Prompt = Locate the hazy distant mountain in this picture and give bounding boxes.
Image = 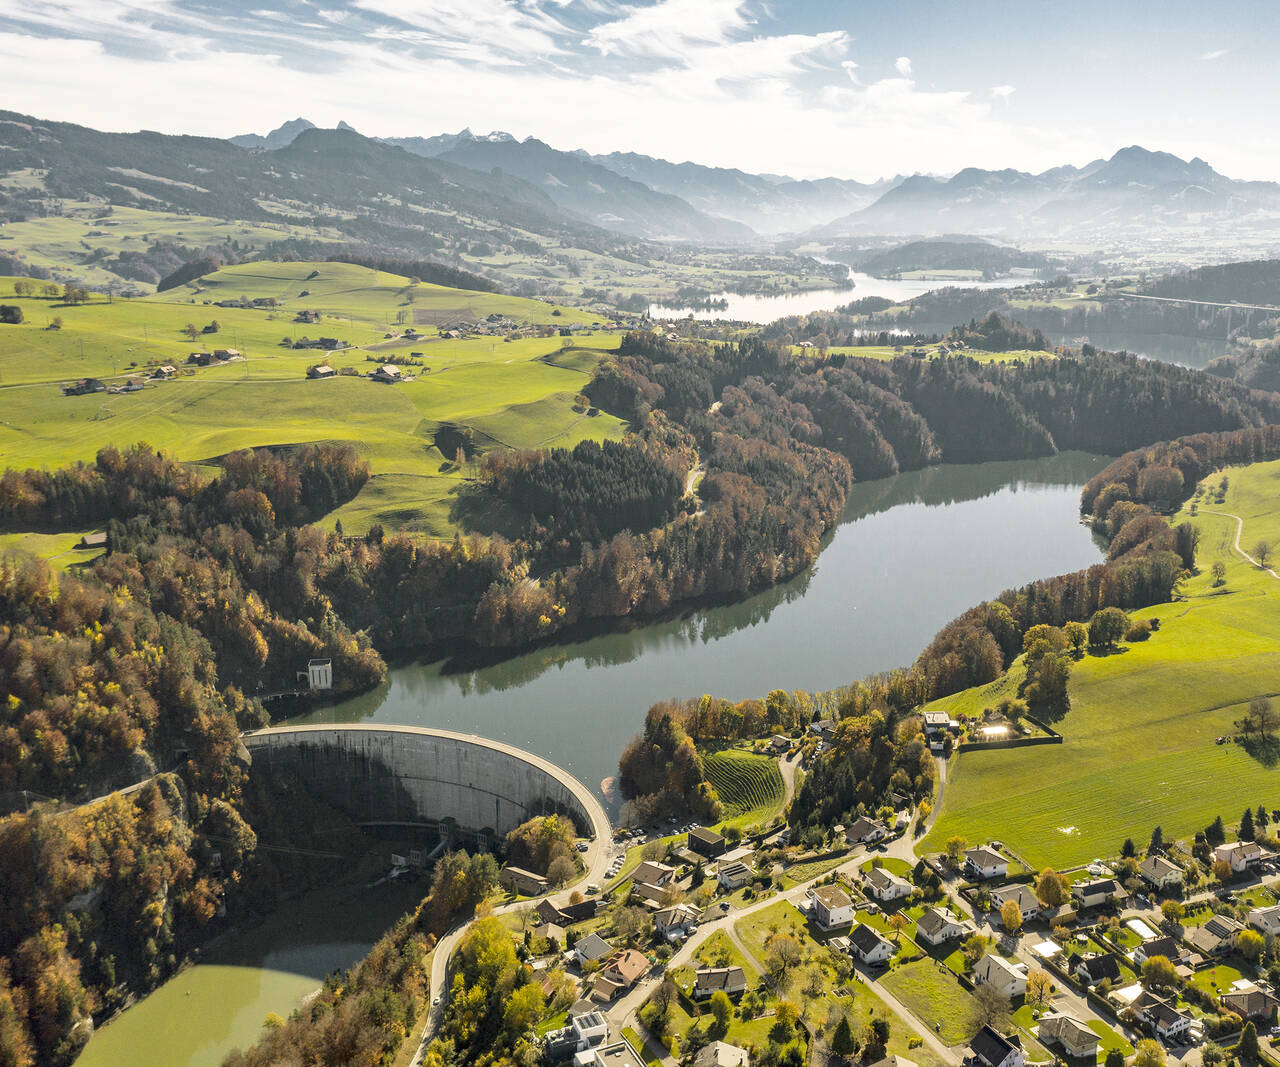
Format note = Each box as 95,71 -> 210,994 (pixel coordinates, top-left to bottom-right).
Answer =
854,238 -> 1051,278
813,146 -> 1280,240
586,150 -> 900,235
229,117 -> 316,150
402,131 -> 755,243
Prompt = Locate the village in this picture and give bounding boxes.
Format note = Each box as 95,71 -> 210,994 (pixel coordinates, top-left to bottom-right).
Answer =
461,741 -> 1280,1067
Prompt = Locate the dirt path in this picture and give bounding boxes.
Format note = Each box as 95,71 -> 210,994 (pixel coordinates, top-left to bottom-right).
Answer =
1202,509 -> 1280,580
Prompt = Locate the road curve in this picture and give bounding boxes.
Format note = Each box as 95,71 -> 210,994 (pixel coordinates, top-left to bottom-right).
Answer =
1201,509 -> 1280,580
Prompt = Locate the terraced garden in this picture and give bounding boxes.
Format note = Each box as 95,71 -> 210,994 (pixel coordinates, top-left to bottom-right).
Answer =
702,748 -> 786,830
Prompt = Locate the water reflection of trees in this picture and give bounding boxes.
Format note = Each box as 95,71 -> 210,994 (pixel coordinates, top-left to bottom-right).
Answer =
295,453 -> 1109,715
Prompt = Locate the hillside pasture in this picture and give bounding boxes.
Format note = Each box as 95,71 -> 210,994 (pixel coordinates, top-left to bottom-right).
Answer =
701,748 -> 785,830
924,459 -> 1280,868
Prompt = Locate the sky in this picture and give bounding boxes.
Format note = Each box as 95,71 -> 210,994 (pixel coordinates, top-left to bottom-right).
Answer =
0,0 -> 1276,181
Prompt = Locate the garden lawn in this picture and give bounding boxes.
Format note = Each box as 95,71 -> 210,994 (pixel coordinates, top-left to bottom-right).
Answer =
925,460 -> 1280,868
879,958 -> 981,1046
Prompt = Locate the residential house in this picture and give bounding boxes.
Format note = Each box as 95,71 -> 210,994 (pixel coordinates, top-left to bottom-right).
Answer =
533,921 -> 565,946
867,1058 -> 919,1067
571,1011 -> 610,1050
654,903 -> 699,941
991,884 -> 1040,926
152,365 -> 177,379
974,954 -> 1029,998
1131,990 -> 1193,1041
769,734 -> 791,753
865,867 -> 913,903
186,351 -> 217,366
811,885 -> 856,930
593,949 -> 647,1002
1037,1013 -> 1099,1060
307,363 -> 336,379
371,364 -> 404,383
1248,904 -> 1280,937
213,348 -> 241,359
500,865 -> 548,896
632,861 -> 676,887
809,718 -> 837,740
1220,983 -> 1280,1024
693,966 -> 747,1000
572,933 -> 614,968
694,1042 -> 750,1067
1071,878 -> 1126,910
536,898 -> 598,927
1186,914 -> 1244,957
576,1039 -> 648,1067
1133,936 -> 1188,966
1214,840 -> 1266,873
688,828 -> 726,858
969,1026 -> 1025,1067
916,907 -> 965,946
717,861 -> 753,891
848,923 -> 894,966
964,847 -> 1009,880
845,816 -> 889,845
1138,855 -> 1184,891
1075,954 -> 1122,986
923,710 -> 951,737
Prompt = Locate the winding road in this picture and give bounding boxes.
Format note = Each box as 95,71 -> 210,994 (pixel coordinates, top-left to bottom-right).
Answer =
1201,509 -> 1280,580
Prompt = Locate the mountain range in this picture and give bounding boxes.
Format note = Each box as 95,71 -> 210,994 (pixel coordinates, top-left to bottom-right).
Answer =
230,119 -> 1280,247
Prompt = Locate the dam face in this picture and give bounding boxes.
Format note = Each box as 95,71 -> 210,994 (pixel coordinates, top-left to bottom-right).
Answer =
243,725 -> 607,842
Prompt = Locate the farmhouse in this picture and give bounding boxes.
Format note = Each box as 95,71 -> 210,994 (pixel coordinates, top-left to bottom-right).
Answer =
717,861 -> 753,890
1185,913 -> 1244,956
1247,904 -> 1280,936
307,363 -> 336,379
632,861 -> 675,887
687,827 -> 726,858
62,378 -> 107,396
1037,1013 -> 1099,1060
693,966 -> 747,999
77,532 -> 108,550
1220,983 -> 1280,1023
916,907 -> 966,946
501,865 -> 549,896
769,734 -> 791,753
187,351 -> 217,366
371,363 -> 404,383
969,1025 -> 1025,1067
865,867 -> 912,903
1131,990 -> 1193,1040
593,949 -> 647,1002
152,364 -> 177,379
974,953 -> 1028,997
848,923 -> 894,965
1138,854 -> 1184,890
810,885 -> 856,930
1214,840 -> 1266,873
991,884 -> 1040,925
845,816 -> 889,845
1071,878 -> 1126,910
1075,954 -> 1121,986
965,846 -> 1009,880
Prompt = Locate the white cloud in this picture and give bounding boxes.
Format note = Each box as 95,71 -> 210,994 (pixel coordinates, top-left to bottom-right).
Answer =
582,0 -> 748,59
1201,48 -> 1229,61
991,84 -> 1015,101
894,55 -> 911,76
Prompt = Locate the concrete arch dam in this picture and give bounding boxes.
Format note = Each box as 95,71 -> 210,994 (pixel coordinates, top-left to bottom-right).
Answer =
242,724 -> 609,844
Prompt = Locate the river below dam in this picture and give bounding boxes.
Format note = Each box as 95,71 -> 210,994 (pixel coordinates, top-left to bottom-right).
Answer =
76,450 -> 1110,1066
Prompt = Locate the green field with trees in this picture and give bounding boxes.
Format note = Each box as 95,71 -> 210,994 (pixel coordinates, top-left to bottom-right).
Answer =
924,457 -> 1280,868
701,748 -> 786,829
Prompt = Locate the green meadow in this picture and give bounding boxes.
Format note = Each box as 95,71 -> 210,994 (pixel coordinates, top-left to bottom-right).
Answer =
0,262 -> 626,539
923,459 -> 1280,869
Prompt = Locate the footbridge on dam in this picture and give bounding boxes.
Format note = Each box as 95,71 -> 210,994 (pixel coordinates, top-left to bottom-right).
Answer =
242,724 -> 610,847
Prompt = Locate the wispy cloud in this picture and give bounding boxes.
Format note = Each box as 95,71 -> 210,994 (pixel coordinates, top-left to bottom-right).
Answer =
1201,48 -> 1229,61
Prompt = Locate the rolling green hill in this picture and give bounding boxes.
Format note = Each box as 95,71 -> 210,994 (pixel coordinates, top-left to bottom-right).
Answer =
923,459 -> 1280,868
0,263 -> 626,540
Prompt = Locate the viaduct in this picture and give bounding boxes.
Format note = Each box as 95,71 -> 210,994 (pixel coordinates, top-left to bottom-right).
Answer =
242,724 -> 610,847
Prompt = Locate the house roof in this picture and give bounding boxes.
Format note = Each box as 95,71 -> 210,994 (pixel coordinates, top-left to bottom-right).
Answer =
849,923 -> 890,954
575,933 -> 614,962
654,904 -> 697,928
633,861 -> 675,884
978,954 -> 1026,984
1038,1013 -> 1096,1048
693,966 -> 746,992
812,885 -> 853,910
971,1024 -> 1021,1067
689,827 -> 724,846
1138,854 -> 1182,879
1204,914 -> 1245,938
917,907 -> 960,937
1133,991 -> 1190,1028
1077,954 -> 1121,982
1073,878 -> 1123,896
848,815 -> 886,836
718,860 -> 752,879
867,1057 -> 919,1067
1221,985 -> 1280,1018
694,1041 -> 750,1067
991,884 -> 1038,910
604,949 -> 647,984
866,867 -> 910,892
966,846 -> 1006,867
1139,935 -> 1183,960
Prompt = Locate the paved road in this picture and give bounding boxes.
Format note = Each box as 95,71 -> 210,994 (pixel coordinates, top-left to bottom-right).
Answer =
1202,509 -> 1280,581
